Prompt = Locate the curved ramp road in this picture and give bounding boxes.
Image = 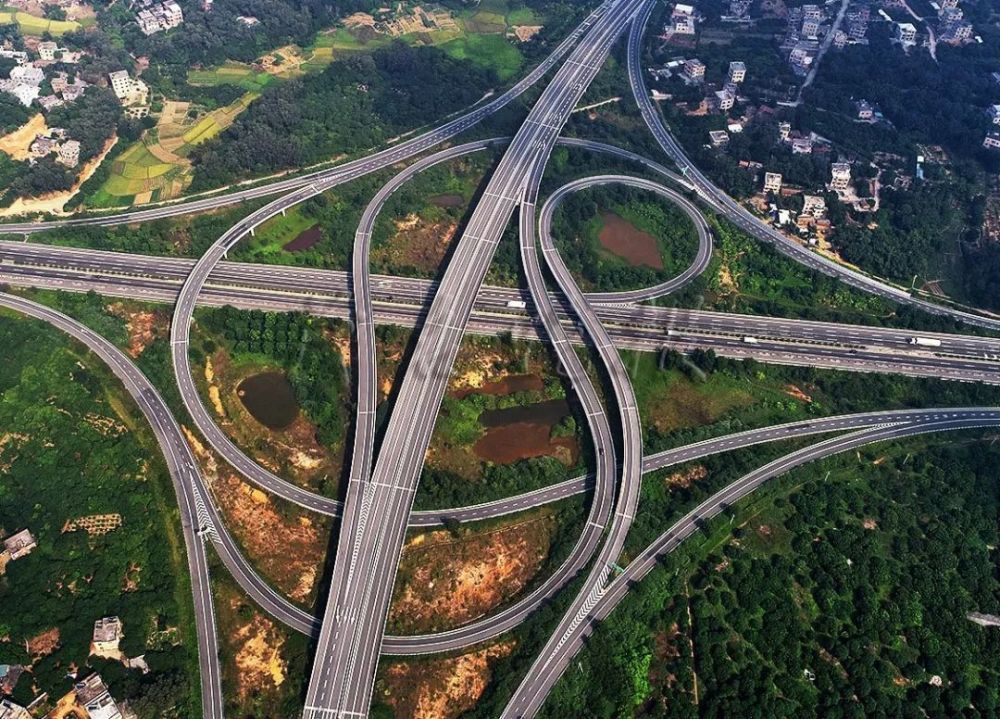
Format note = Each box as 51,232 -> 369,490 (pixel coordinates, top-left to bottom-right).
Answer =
625,2 -> 1000,333
506,415 -> 1000,716
537,174 -> 712,303
0,293 -> 225,719
167,2 -> 621,524
303,1 -> 648,715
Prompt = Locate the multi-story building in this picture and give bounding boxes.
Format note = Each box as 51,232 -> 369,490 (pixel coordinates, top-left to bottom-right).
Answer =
728,60 -> 746,83
778,121 -> 792,141
763,172 -> 782,193
983,132 -> 1000,150
708,130 -> 730,147
670,3 -> 697,35
9,65 -> 43,86
136,0 -> 184,35
682,57 -> 705,82
91,616 -> 123,656
801,18 -> 820,38
829,162 -> 852,193
0,698 -> 30,719
108,70 -> 148,105
988,105 -> 1000,125
856,99 -> 874,121
75,674 -> 123,719
714,89 -> 735,112
896,22 -> 917,46
802,194 -> 827,218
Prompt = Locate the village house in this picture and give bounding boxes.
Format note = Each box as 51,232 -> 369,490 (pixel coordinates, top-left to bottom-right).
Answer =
108,70 -> 148,106
764,172 -> 783,193
708,130 -> 730,147
728,61 -> 746,84
9,65 -> 44,86
983,132 -> 1000,150
0,48 -> 28,65
74,673 -> 123,719
91,617 -> 124,658
0,698 -> 29,719
829,162 -> 852,193
802,194 -> 827,218
714,88 -> 735,112
681,57 -> 705,83
57,140 -> 80,168
136,0 -> 184,35
896,22 -> 917,46
669,3 -> 697,35
2,529 -> 36,561
987,104 -> 1000,125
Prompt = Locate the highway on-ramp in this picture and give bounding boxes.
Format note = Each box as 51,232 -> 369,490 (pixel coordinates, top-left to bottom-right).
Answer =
537,174 -> 712,303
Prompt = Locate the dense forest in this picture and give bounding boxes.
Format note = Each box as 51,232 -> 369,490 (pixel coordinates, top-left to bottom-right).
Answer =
0,314 -> 196,716
543,437 -> 1000,718
188,42 -> 496,189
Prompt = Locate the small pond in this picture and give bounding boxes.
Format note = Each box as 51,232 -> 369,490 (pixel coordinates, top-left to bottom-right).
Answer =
237,371 -> 300,430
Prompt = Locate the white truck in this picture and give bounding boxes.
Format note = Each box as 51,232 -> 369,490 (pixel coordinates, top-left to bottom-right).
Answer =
908,336 -> 942,348
505,300 -> 527,310
742,336 -> 759,344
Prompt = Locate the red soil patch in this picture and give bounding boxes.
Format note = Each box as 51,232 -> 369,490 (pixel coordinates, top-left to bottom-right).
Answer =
598,212 -> 663,269
283,225 -> 322,252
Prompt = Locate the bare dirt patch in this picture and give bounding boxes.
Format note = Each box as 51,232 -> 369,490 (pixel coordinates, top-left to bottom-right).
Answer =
666,464 -> 708,489
598,212 -> 663,269
183,428 -> 328,604
382,642 -> 514,719
0,113 -> 48,160
106,303 -> 169,358
783,384 -> 813,403
389,514 -> 556,633
232,610 -> 288,699
373,215 -> 458,275
27,627 -> 60,659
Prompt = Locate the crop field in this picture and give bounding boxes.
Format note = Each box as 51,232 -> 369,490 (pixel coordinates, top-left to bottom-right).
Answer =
187,62 -> 277,92
91,93 -> 258,206
0,8 -> 80,35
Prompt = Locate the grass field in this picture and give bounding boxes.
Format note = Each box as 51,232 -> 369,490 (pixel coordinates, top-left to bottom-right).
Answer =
0,8 -> 80,35
187,62 -> 277,92
441,33 -> 523,81
239,206 -> 316,258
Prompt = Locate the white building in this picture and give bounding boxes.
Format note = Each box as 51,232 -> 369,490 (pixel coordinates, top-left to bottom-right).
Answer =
708,130 -> 730,147
764,172 -> 782,193
136,0 -> 184,35
896,22 -> 917,46
987,104 -> 1000,125
714,89 -> 735,112
983,132 -> 1000,150
830,162 -> 852,193
9,65 -> 44,86
108,70 -> 147,105
802,194 -> 827,218
670,3 -> 697,35
74,674 -> 123,719
728,61 -> 746,84
778,121 -> 791,140
0,48 -> 28,65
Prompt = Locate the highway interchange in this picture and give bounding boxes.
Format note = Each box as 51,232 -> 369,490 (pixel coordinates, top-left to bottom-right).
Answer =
3,0 -> 1000,716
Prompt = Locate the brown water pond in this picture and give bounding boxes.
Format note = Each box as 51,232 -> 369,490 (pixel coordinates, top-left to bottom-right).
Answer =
237,371 -> 300,430
598,212 -> 663,269
283,225 -> 322,252
474,398 -> 577,464
453,373 -> 544,399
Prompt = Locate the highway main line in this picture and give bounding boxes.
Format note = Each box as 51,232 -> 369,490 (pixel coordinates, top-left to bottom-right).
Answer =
8,284 -> 997,679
